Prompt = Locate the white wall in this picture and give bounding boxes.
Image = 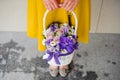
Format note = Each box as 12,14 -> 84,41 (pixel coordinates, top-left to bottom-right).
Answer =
0,0 -> 27,32
0,0 -> 120,33
96,0 -> 120,33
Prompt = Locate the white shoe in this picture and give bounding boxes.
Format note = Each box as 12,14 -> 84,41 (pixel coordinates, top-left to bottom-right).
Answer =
59,66 -> 69,77
49,66 -> 59,77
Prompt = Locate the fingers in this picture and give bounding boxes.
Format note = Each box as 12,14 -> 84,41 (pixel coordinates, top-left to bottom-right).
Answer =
62,0 -> 73,12
43,0 -> 79,11
64,1 -> 72,10
47,2 -> 52,10
45,2 -> 51,10
67,2 -> 74,12
50,3 -> 55,10
62,0 -> 79,12
43,0 -> 59,11
70,2 -> 77,12
52,0 -> 59,8
61,0 -> 68,8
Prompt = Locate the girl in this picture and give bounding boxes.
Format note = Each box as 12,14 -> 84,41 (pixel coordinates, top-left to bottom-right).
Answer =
27,0 -> 90,77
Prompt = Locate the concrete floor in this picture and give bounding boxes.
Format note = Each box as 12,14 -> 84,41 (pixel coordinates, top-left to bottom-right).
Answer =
0,32 -> 120,80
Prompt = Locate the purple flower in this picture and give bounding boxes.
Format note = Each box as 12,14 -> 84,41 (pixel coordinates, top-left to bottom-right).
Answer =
50,25 -> 55,31
59,36 -> 75,53
45,39 -> 52,46
63,26 -> 68,34
66,45 -> 74,53
72,35 -> 77,39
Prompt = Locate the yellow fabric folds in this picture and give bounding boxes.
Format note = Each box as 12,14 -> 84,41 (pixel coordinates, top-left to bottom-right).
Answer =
26,0 -> 91,51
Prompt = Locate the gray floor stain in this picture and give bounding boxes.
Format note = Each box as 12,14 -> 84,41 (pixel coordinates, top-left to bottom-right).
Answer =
103,72 -> 110,77
80,65 -> 84,69
83,51 -> 88,57
106,60 -> 117,65
83,71 -> 98,80
19,58 -> 35,73
112,62 -> 117,65
107,60 -> 111,63
105,44 -> 108,47
0,39 -> 48,73
76,53 -> 81,57
0,39 -> 23,71
74,64 -> 84,69
0,46 -> 7,71
32,57 -> 49,68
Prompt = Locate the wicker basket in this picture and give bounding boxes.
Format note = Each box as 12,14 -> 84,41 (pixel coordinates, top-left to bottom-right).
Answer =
42,5 -> 78,65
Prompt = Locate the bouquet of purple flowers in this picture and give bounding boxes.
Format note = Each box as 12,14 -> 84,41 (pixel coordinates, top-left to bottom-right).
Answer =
42,22 -> 79,64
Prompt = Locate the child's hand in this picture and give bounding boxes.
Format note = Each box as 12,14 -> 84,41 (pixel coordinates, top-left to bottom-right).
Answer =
61,0 -> 80,12
43,0 -> 59,11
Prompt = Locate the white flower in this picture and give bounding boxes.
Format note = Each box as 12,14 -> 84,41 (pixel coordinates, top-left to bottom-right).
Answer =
54,23 -> 59,28
42,39 -> 46,45
71,26 -> 74,29
60,24 -> 63,27
50,41 -> 57,46
71,29 -> 75,34
42,53 -> 49,59
46,32 -> 54,39
55,29 -> 64,37
68,28 -> 75,35
47,46 -> 54,51
43,31 -> 47,37
53,36 -> 60,43
45,28 -> 51,34
53,48 -> 57,52
61,49 -> 68,54
68,36 -> 73,40
55,45 -> 60,51
53,45 -> 60,53
63,23 -> 68,26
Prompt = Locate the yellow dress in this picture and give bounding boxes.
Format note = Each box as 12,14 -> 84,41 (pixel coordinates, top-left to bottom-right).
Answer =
26,0 -> 91,52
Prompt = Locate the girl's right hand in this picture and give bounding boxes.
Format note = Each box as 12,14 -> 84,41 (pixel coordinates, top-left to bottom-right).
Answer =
43,0 -> 59,11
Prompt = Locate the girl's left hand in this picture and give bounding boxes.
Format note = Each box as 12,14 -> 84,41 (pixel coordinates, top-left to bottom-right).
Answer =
61,0 -> 80,12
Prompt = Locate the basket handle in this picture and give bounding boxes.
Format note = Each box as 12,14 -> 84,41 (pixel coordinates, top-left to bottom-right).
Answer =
43,4 -> 78,35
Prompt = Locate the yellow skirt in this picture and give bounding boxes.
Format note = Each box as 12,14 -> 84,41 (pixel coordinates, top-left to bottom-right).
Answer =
26,0 -> 91,52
